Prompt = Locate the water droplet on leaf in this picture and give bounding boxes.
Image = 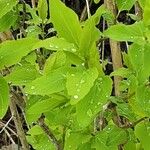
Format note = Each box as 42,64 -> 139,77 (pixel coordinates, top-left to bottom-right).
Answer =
73,95 -> 79,99
87,109 -> 92,117
31,86 -> 35,90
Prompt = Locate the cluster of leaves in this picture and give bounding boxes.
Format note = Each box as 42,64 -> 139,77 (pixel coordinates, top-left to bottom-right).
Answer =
0,0 -> 150,149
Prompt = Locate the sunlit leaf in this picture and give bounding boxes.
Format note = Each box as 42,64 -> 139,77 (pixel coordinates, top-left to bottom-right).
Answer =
0,0 -> 18,19
49,0 -> 82,46
0,38 -> 39,69
24,67 -> 67,95
0,77 -> 9,119
135,121 -> 150,150
116,0 -> 136,11
66,67 -> 98,105
76,76 -> 112,127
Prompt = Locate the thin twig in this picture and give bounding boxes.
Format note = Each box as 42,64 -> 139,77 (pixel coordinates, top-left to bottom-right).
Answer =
37,115 -> 62,150
135,1 -> 143,20
85,0 -> 91,18
31,0 -> 36,8
0,116 -> 13,134
4,128 -> 15,144
102,19 -> 105,69
10,94 -> 29,150
120,117 -> 148,129
80,0 -> 92,21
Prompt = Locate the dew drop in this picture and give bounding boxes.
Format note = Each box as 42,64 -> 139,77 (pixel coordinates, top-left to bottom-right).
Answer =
87,109 -> 92,117
98,102 -> 101,105
71,48 -> 76,52
76,83 -> 79,86
73,95 -> 79,99
130,36 -> 134,39
81,63 -> 85,66
80,79 -> 85,84
31,86 -> 35,90
99,77 -> 102,81
106,95 -> 109,98
63,48 -> 67,51
77,89 -> 80,92
108,127 -> 111,130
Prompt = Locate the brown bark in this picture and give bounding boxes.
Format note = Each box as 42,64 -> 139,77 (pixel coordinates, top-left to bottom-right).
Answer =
104,0 -> 123,96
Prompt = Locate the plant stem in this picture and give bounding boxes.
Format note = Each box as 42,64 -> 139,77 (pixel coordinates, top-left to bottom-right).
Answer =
38,115 -> 62,150
85,0 -> 91,18
104,0 -> 123,96
10,94 -> 29,150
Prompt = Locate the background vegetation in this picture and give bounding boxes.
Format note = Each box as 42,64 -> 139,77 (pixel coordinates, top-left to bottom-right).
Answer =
0,0 -> 150,149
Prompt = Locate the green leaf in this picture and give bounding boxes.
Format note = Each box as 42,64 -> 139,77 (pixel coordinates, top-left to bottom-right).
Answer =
26,96 -> 67,114
135,121 -> 150,150
106,125 -> 127,146
79,17 -> 100,56
136,85 -> 150,116
49,0 -> 82,46
0,76 -> 9,119
45,105 -> 73,126
94,0 -> 101,4
33,37 -> 77,53
78,142 -> 92,150
25,95 -> 45,124
0,0 -> 18,19
92,125 -> 127,150
64,130 -> 91,150
116,102 -> 136,121
143,43 -> 150,80
128,43 -> 144,71
76,76 -> 112,128
92,5 -> 107,25
128,43 -> 150,83
0,38 -> 39,70
66,67 -> 98,105
143,0 -> 150,26
116,0 -> 136,11
26,26 -> 41,38
0,11 -> 17,32
110,68 -> 132,78
24,67 -> 66,96
25,4 -> 42,25
5,61 -> 40,85
104,22 -> 145,44
44,51 -> 66,75
37,0 -> 48,21
27,134 -> 55,150
138,0 -> 146,9
27,125 -> 43,135
92,130 -> 116,150
88,44 -> 103,74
